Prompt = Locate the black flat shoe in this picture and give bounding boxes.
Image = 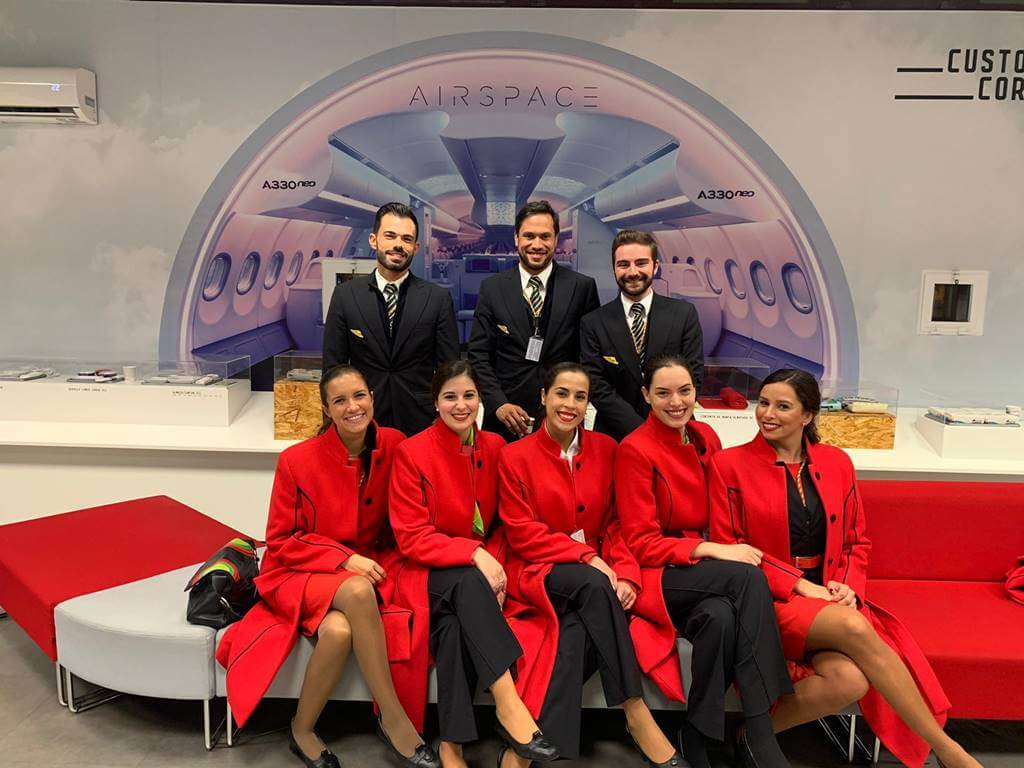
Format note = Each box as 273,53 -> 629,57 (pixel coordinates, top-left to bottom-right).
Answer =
288,723 -> 342,768
376,717 -> 440,768
626,724 -> 691,767
495,721 -> 559,762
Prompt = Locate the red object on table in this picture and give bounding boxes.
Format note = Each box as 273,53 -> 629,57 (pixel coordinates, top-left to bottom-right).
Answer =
0,496 -> 241,660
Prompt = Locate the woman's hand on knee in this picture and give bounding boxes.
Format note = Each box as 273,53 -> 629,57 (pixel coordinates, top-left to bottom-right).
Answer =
342,554 -> 386,584
795,578 -> 833,602
587,555 -> 618,590
616,580 -> 637,610
826,580 -> 858,607
472,547 -> 507,603
693,541 -> 763,565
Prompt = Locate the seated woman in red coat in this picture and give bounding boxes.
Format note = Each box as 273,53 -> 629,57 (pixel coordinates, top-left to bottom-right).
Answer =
499,362 -> 684,768
708,369 -> 981,768
217,364 -> 439,768
616,354 -> 793,768
388,360 -> 558,768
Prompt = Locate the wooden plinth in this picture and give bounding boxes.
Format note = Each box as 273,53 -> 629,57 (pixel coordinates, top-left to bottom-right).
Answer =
818,411 -> 896,450
273,380 -> 322,440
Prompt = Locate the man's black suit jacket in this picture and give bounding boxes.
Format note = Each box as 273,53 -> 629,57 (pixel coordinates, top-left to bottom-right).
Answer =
468,263 -> 599,440
322,272 -> 459,436
580,293 -> 704,441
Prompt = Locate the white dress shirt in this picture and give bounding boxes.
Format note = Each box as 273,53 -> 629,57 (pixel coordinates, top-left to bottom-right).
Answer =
374,268 -> 410,294
620,290 -> 654,328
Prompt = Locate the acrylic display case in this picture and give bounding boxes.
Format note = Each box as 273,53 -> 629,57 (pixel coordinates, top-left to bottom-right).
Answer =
817,381 -> 898,450
693,358 -> 767,445
0,356 -> 251,426
697,357 -> 770,410
273,351 -> 323,440
915,389 -> 1023,459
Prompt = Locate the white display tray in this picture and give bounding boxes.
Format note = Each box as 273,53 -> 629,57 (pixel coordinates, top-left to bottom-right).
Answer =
915,412 -> 1024,460
0,377 -> 251,426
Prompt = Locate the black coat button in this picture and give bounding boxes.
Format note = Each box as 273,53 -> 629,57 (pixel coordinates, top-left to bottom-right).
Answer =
577,504 -> 585,513
815,472 -> 821,480
827,557 -> 834,565
830,514 -> 837,523
477,460 -> 483,468
364,498 -> 373,506
575,462 -> 582,471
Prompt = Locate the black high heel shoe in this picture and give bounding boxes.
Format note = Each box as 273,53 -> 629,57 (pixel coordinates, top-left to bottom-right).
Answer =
733,726 -> 758,768
495,721 -> 559,762
375,716 -> 441,768
288,721 -> 342,768
497,744 -> 509,768
626,724 -> 690,767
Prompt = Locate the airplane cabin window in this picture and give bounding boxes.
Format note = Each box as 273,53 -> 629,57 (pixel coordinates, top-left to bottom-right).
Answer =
750,260 -> 776,306
237,252 -> 261,295
725,258 -> 747,300
286,252 -> 304,285
781,263 -> 814,314
264,251 -> 285,290
202,253 -> 231,301
703,258 -> 723,295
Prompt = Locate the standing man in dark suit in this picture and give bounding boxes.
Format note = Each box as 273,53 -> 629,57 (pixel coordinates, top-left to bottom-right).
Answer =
580,229 -> 704,441
323,202 -> 459,436
468,200 -> 599,441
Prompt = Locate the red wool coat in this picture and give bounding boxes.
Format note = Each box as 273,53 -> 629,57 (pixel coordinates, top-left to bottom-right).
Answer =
708,434 -> 950,768
216,425 -> 409,728
382,420 -> 507,729
615,414 -> 722,704
498,425 -> 641,717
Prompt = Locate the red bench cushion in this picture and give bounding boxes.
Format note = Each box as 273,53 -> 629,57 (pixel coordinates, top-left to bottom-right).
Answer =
0,496 -> 241,660
868,579 -> 1024,719
861,480 -> 1024,582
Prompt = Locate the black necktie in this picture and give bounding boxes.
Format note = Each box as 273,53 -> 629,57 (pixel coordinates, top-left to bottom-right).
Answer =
383,282 -> 398,334
629,302 -> 647,362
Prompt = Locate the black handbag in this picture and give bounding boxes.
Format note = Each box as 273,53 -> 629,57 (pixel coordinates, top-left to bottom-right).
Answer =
185,537 -> 261,629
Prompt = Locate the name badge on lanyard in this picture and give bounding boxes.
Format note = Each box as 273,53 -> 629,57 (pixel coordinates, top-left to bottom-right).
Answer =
569,528 -> 587,544
525,335 -> 544,362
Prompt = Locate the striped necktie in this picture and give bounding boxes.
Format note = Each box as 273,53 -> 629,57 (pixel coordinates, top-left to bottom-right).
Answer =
383,282 -> 398,334
629,302 -> 647,361
525,275 -> 543,318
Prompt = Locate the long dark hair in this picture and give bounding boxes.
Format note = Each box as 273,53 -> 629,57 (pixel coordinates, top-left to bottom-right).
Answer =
431,359 -> 481,403
317,364 -> 371,436
642,352 -> 695,391
759,368 -> 821,444
538,362 -> 589,423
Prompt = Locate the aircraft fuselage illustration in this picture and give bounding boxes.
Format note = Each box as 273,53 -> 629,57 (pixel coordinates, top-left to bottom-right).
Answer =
161,35 -> 856,387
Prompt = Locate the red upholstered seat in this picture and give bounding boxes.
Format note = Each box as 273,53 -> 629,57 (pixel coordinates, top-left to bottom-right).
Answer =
859,480 -> 1024,720
861,480 -> 1024,581
0,496 -> 241,660
868,580 -> 1024,719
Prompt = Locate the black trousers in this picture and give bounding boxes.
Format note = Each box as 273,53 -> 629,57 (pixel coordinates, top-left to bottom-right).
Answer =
662,560 -> 793,741
428,566 -> 522,743
538,564 -> 645,758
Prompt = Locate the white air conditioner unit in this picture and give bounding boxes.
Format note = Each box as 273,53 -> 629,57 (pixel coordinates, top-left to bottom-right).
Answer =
0,67 -> 97,124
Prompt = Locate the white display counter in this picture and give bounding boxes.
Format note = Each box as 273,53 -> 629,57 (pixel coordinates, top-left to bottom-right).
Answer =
1,397 -> 1021,536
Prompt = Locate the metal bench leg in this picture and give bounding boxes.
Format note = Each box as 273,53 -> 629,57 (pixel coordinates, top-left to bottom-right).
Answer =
847,714 -> 857,763
64,667 -> 122,713
818,714 -> 873,763
226,700 -> 234,747
0,606 -> 7,619
56,663 -> 68,707
873,737 -> 881,765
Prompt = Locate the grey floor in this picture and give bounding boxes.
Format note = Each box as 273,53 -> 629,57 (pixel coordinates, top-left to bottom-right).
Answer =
1,617 -> 1021,768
